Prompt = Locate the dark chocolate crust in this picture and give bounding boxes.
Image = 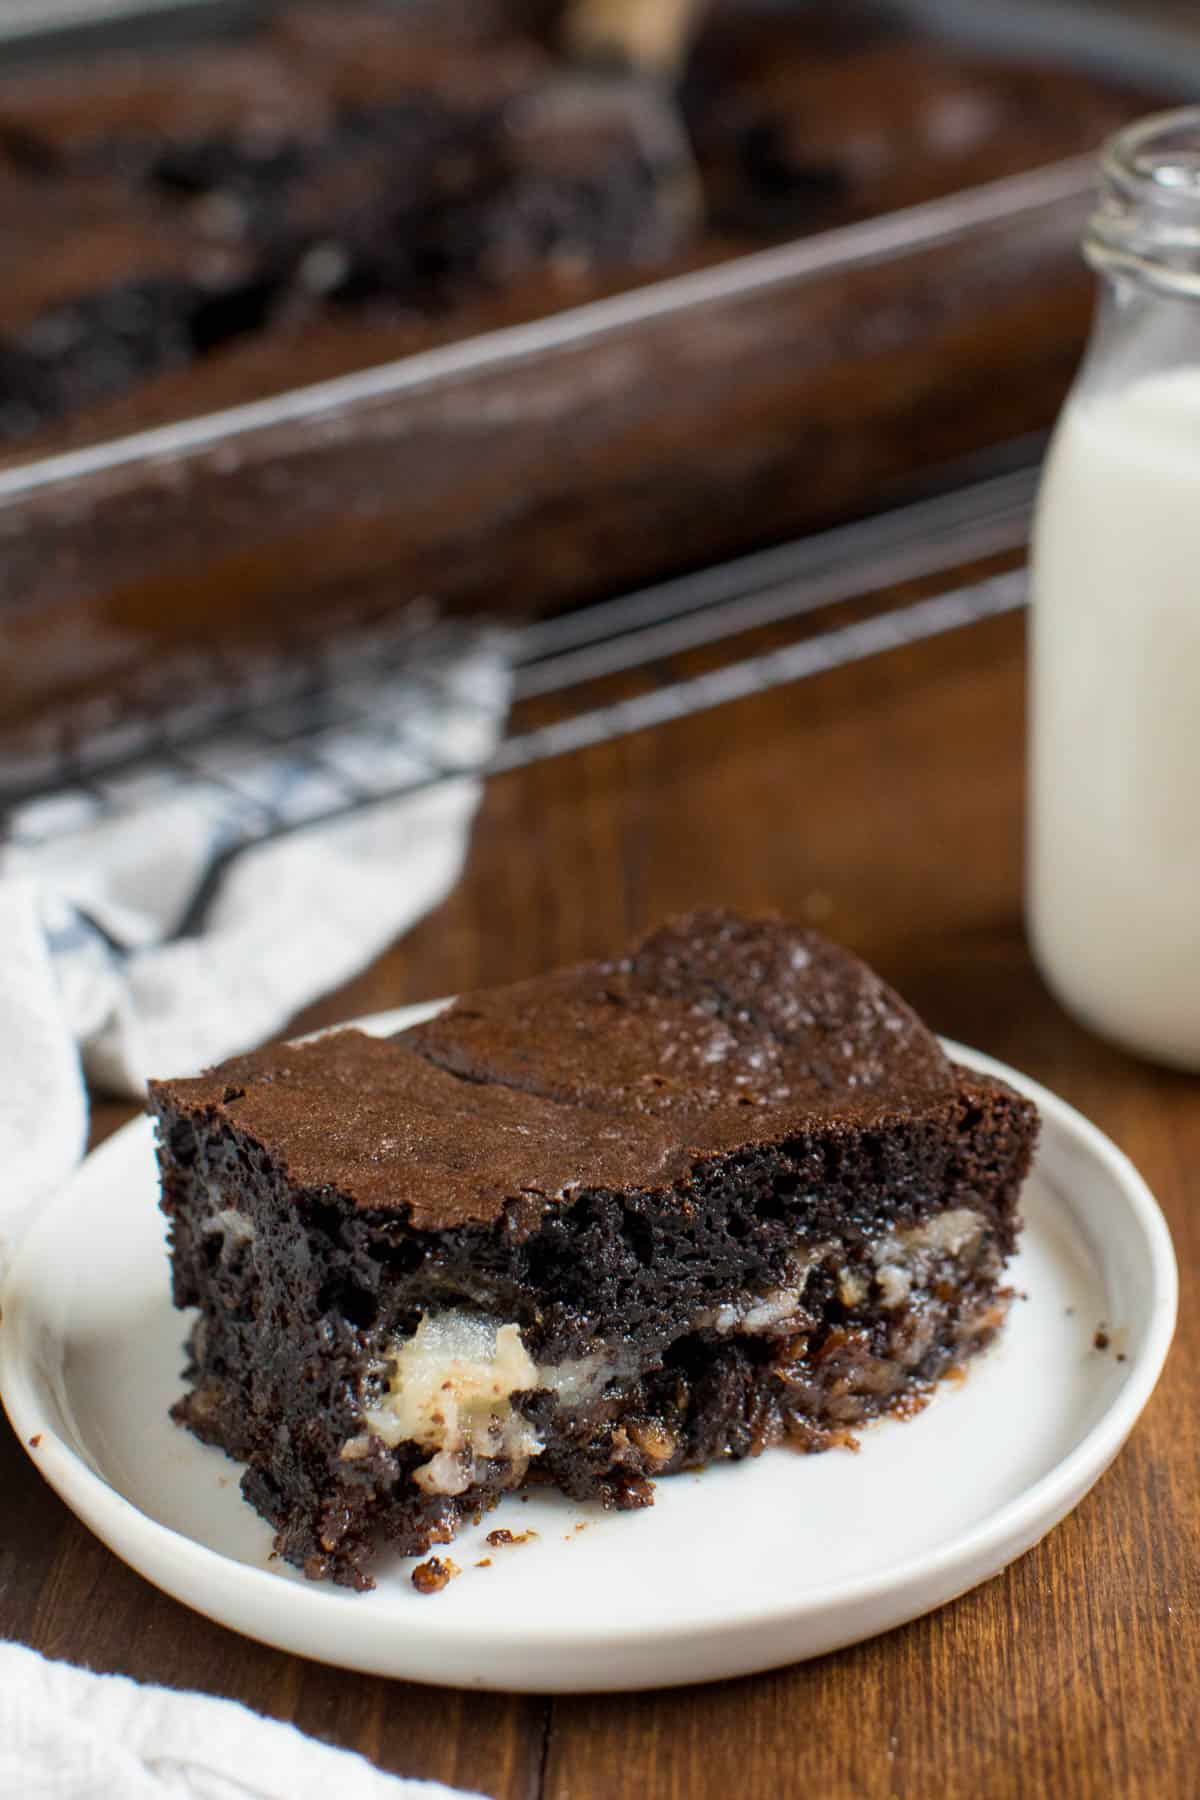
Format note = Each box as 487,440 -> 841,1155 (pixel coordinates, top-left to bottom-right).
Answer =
152,912 -> 1039,1587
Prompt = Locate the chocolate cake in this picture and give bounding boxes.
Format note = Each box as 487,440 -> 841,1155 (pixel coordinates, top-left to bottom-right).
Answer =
0,1 -> 1150,451
0,24 -> 671,443
151,911 -> 1038,1589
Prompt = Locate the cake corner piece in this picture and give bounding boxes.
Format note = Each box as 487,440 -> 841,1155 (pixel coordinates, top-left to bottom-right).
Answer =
150,910 -> 1038,1589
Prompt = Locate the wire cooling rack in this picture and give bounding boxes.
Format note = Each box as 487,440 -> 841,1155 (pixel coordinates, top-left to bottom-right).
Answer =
2,463 -> 1035,938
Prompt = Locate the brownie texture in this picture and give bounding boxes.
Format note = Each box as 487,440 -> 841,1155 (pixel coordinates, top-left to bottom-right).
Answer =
0,0 -> 1149,451
152,911 -> 1038,1587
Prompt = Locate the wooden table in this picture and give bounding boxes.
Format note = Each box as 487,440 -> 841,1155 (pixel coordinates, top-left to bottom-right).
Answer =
3,567 -> 1195,1799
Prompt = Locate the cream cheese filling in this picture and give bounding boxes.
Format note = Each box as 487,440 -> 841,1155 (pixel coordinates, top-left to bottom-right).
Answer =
357,1313 -> 540,1496
347,1207 -> 988,1495
870,1206 -> 986,1309
350,1312 -> 630,1496
696,1245 -> 827,1337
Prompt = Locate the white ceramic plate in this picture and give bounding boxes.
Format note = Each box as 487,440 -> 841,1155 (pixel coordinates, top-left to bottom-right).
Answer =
0,1012 -> 1177,1693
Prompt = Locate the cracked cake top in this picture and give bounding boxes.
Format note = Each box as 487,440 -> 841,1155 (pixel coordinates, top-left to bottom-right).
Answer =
150,909 -> 960,1229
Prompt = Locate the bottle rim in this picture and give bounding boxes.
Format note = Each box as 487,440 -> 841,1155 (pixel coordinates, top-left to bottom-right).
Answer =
1089,106 -> 1200,297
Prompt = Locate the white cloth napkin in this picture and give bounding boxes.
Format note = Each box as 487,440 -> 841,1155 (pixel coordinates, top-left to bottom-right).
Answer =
0,1642 -> 486,1799
0,628 -> 510,1799
0,626 -> 511,1266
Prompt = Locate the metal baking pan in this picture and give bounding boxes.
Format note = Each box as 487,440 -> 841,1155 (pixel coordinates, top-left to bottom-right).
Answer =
1,0 -> 1198,791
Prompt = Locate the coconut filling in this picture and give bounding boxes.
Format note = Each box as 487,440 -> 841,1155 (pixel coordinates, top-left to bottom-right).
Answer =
344,1207 -> 988,1498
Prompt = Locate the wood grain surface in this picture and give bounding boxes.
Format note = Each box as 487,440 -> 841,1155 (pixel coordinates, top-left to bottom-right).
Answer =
3,589 -> 1196,1799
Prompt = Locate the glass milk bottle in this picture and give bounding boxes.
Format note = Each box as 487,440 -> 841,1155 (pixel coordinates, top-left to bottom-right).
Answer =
1029,109 -> 1200,1069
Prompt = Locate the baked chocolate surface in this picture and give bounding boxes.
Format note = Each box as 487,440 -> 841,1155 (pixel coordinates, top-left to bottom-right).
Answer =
159,913 -> 958,1229
0,1 -> 1150,452
152,911 -> 1039,1586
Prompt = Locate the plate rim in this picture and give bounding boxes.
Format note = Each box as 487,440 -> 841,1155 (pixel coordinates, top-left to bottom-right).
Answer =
0,1023 -> 1179,1675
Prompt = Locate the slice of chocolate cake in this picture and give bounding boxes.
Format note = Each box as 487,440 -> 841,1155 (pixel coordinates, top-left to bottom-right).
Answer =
151,911 -> 1038,1588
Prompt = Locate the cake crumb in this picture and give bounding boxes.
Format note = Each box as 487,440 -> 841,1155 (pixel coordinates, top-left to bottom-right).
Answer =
412,1556 -> 460,1594
27,1434 -> 41,1449
476,1558 -> 492,1568
887,1383 -> 933,1420
1117,1353 -> 1127,1363
486,1528 -> 538,1547
1094,1328 -> 1110,1351
627,1418 -> 678,1463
